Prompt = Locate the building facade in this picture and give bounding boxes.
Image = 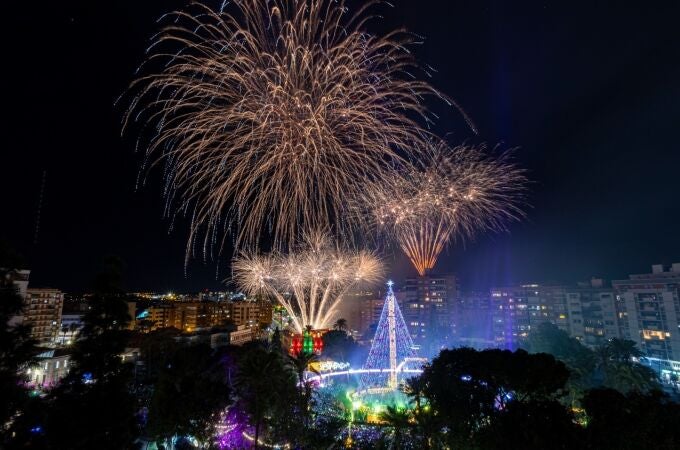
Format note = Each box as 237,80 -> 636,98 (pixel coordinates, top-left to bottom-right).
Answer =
147,304 -> 175,330
24,288 -> 64,345
27,349 -> 71,388
138,298 -> 270,333
228,301 -> 260,328
228,324 -> 255,346
565,279 -> 620,347
256,298 -> 274,327
491,284 -> 568,348
613,264 -> 680,360
171,302 -> 209,332
453,291 -> 494,345
56,313 -> 84,345
344,292 -> 385,340
402,274 -> 458,353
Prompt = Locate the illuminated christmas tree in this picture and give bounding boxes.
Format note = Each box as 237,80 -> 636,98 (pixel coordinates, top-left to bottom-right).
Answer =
362,281 -> 416,390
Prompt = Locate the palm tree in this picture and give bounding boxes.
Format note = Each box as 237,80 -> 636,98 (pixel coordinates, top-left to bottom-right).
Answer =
401,377 -> 439,449
595,339 -> 659,393
60,324 -> 69,344
287,351 -> 320,428
236,348 -> 290,449
402,376 -> 426,412
68,323 -> 79,343
609,360 -> 660,393
608,338 -> 642,362
333,318 -> 348,333
411,408 -> 441,450
593,343 -> 614,384
288,351 -> 319,389
380,405 -> 412,449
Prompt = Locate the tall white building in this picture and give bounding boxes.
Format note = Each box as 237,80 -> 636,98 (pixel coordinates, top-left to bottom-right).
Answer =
613,264 -> 680,360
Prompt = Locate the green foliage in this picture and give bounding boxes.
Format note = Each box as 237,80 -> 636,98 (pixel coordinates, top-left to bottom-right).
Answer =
528,323 -> 660,399
582,388 -> 680,450
528,323 -> 596,383
333,318 -> 348,332
476,399 -> 583,450
235,344 -> 297,447
0,279 -> 37,443
44,373 -> 137,450
306,389 -> 347,448
139,328 -> 181,382
419,347 -> 571,447
286,349 -> 320,442
380,405 -> 411,448
322,329 -> 359,363
593,338 -> 660,393
270,326 -> 283,353
41,257 -> 138,450
146,344 -> 230,443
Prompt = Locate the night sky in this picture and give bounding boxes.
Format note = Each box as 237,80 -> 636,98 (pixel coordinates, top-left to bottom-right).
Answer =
3,1 -> 679,293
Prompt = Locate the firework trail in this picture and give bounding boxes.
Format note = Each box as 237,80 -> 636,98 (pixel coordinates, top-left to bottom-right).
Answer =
124,0 -> 468,260
232,231 -> 382,333
365,142 -> 527,276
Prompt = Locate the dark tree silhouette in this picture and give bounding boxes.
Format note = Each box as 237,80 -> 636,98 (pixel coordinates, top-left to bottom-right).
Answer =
43,257 -> 137,450
418,347 -> 570,447
333,318 -> 348,332
380,405 -> 411,449
235,345 -> 295,449
583,388 -> 680,450
0,247 -> 37,446
287,350 -> 319,430
322,329 -> 359,363
529,323 -> 660,399
146,344 -> 230,446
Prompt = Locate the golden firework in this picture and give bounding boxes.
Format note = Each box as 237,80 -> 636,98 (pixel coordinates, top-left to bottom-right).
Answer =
232,231 -> 382,333
124,0 -> 466,259
366,142 -> 527,276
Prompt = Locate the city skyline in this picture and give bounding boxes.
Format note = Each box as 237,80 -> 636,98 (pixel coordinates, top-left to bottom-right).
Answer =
3,2 -> 679,448
3,0 -> 680,292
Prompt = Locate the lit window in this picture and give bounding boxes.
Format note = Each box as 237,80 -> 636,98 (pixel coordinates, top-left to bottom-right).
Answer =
642,330 -> 666,340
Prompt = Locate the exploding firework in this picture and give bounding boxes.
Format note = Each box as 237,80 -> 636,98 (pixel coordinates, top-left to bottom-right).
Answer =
124,0 -> 467,258
232,232 -> 382,333
366,143 -> 527,276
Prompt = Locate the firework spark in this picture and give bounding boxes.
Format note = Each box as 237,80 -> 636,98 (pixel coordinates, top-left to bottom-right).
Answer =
124,0 -> 466,259
232,232 -> 382,333
366,143 -> 527,276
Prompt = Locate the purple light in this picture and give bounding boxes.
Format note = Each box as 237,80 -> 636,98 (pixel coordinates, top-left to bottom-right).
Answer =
215,408 -> 252,449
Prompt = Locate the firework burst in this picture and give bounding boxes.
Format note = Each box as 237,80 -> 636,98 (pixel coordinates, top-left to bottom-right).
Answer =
232,231 -> 382,333
366,143 -> 527,276
124,0 -> 468,259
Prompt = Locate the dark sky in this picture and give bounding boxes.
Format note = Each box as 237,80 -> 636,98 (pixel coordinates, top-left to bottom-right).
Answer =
3,0 -> 679,292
